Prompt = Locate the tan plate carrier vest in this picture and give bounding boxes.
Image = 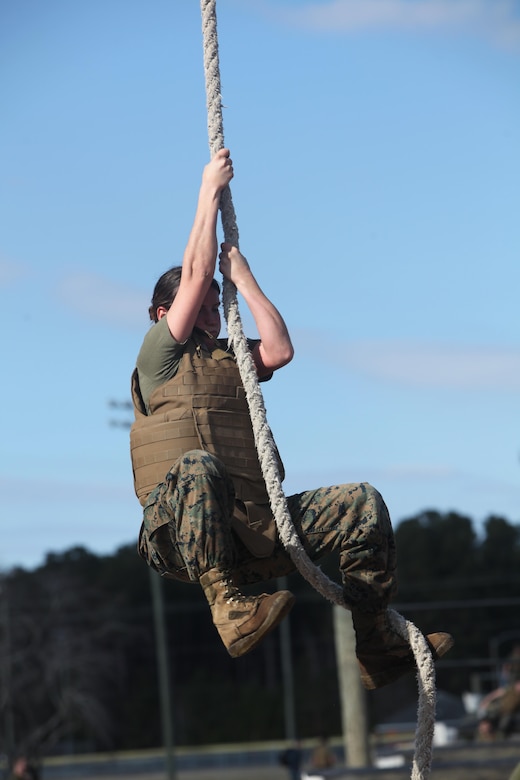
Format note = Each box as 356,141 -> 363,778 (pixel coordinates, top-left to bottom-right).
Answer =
130,338 -> 284,557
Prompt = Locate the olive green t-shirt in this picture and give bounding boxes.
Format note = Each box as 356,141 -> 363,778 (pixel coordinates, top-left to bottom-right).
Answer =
135,317 -> 187,410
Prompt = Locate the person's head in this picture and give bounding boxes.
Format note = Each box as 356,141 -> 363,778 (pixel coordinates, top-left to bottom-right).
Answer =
12,757 -> 38,780
13,757 -> 28,776
149,266 -> 221,336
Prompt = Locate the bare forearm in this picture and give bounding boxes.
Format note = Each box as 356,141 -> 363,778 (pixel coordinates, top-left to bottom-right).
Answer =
182,187 -> 221,281
218,243 -> 293,374
235,273 -> 294,373
165,150 -> 234,342
247,277 -> 294,370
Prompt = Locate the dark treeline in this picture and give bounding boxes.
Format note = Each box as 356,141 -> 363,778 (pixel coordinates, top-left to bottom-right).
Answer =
1,510 -> 519,760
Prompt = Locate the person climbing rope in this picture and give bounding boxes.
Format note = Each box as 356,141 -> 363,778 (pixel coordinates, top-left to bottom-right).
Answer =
129,148 -> 453,688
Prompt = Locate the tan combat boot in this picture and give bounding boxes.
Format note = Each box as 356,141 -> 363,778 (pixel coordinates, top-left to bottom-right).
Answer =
352,608 -> 454,690
200,569 -> 295,658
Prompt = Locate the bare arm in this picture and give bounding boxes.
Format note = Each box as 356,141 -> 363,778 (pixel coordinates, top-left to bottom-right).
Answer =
165,149 -> 233,342
218,243 -> 294,377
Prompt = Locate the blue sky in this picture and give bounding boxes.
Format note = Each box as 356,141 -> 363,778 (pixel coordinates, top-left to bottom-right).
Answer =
1,0 -> 519,572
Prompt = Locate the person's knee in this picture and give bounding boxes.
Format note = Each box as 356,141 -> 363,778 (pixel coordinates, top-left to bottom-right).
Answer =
362,483 -> 392,525
362,482 -> 384,505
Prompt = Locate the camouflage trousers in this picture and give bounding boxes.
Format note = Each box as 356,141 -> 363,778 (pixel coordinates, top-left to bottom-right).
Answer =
139,450 -> 397,611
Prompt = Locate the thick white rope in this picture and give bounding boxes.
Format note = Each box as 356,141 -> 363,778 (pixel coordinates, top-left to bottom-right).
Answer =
200,0 -> 343,609
199,3 -> 436,776
388,610 -> 437,780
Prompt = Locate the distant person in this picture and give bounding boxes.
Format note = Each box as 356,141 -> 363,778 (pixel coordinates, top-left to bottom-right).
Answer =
130,148 -> 453,689
279,740 -> 303,780
9,757 -> 40,780
477,645 -> 520,739
502,644 -> 520,685
478,681 -> 520,739
310,736 -> 336,770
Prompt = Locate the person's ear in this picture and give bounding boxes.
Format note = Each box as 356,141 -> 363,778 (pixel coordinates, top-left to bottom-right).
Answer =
156,306 -> 168,320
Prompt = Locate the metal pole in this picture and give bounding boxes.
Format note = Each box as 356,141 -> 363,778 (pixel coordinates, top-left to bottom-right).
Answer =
108,408 -> 176,778
333,605 -> 370,767
0,579 -> 15,765
149,569 -> 176,780
277,576 -> 297,740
